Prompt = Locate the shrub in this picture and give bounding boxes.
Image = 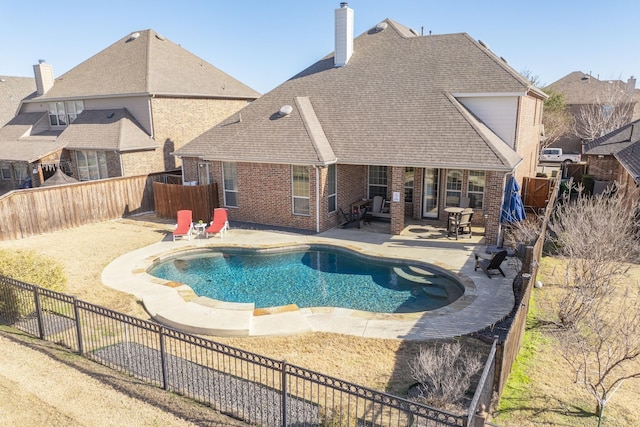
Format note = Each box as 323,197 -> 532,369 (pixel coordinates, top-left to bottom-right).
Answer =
0,249 -> 66,292
0,249 -> 67,322
408,342 -> 484,408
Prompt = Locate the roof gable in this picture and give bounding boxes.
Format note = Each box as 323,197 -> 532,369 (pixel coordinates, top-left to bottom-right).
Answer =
0,76 -> 36,126
33,30 -> 260,100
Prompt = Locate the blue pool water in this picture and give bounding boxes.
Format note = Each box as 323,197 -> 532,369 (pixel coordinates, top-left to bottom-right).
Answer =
148,247 -> 463,313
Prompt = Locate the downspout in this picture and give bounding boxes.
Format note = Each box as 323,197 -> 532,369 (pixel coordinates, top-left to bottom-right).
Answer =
314,165 -> 320,233
147,96 -> 155,139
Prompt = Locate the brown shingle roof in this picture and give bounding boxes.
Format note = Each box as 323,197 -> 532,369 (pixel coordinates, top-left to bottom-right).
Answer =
545,71 -> 635,105
0,76 -> 36,126
57,109 -> 157,151
0,112 -> 64,161
29,29 -> 260,100
176,19 -> 537,170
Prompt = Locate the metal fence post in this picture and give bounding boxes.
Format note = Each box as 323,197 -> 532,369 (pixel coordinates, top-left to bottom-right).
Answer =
33,287 -> 45,340
281,360 -> 288,427
73,298 -> 83,355
159,327 -> 168,390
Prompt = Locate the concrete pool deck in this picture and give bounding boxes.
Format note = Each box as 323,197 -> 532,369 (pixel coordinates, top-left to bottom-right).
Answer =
101,220 -> 517,340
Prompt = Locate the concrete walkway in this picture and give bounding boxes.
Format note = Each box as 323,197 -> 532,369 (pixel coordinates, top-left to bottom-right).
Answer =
102,221 -> 517,340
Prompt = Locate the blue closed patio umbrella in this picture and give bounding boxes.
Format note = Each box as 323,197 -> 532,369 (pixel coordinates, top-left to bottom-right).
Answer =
501,176 -> 526,223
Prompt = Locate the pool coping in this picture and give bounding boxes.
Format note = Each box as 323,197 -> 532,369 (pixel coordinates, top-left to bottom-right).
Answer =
102,228 -> 515,340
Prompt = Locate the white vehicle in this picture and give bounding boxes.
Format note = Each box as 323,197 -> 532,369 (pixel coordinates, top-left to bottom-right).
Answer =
539,148 -> 581,164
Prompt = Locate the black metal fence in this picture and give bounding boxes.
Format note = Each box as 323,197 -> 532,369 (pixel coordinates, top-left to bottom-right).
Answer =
0,275 -> 482,427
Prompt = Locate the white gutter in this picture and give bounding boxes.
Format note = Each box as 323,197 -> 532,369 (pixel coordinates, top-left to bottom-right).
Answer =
118,152 -> 124,177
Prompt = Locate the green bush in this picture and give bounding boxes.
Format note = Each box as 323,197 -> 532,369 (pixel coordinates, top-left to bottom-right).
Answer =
0,249 -> 67,292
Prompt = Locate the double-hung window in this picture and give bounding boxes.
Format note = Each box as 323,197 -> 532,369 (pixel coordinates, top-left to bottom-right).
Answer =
404,167 -> 414,203
467,170 -> 485,209
368,166 -> 388,199
445,169 -> 463,207
327,164 -> 336,213
222,162 -> 238,207
292,165 -> 310,215
76,150 -> 107,181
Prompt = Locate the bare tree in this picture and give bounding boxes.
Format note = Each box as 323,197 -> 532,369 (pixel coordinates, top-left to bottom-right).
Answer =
540,91 -> 573,149
572,83 -> 635,142
546,186 -> 640,424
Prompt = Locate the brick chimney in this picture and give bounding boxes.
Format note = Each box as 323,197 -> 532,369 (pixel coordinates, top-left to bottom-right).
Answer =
33,60 -> 54,95
334,2 -> 354,67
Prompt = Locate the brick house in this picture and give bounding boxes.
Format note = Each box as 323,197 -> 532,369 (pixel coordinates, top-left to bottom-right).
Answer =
175,4 -> 546,245
544,71 -> 640,154
583,119 -> 640,208
0,29 -> 259,192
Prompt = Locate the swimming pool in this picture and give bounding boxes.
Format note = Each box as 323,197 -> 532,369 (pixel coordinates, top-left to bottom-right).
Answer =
147,246 -> 464,313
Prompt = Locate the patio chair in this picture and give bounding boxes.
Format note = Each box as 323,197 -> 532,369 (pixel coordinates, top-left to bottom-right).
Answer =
474,250 -> 508,278
448,208 -> 473,239
173,210 -> 193,241
206,208 -> 229,238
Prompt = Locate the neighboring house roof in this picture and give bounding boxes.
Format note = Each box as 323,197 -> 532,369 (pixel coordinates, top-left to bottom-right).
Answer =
26,29 -> 260,101
57,109 -> 157,152
0,112 -> 64,162
175,19 -> 538,170
545,71 -> 635,105
584,118 -> 640,180
0,76 -> 36,126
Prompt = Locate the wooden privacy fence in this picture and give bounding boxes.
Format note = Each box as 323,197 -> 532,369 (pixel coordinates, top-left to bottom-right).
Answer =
0,174 -> 163,241
494,175 -> 559,396
153,182 -> 219,223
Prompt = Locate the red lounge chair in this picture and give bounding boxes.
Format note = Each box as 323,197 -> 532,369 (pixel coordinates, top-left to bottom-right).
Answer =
173,210 -> 193,241
206,208 -> 229,238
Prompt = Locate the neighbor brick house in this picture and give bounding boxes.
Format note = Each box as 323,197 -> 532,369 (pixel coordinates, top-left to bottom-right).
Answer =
0,29 -> 259,192
175,4 -> 546,245
544,71 -> 639,154
583,118 -> 640,208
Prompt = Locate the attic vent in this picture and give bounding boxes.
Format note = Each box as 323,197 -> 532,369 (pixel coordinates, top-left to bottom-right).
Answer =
409,28 -> 420,36
375,22 -> 388,32
155,33 -> 166,41
279,105 -> 293,117
127,32 -> 141,42
107,112 -> 115,118
478,39 -> 489,49
500,56 -> 508,63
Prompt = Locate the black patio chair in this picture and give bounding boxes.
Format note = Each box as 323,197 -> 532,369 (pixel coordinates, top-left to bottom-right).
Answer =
474,250 -> 508,278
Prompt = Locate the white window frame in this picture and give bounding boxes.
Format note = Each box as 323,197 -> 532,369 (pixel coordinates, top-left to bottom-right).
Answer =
368,165 -> 388,199
197,162 -> 210,185
404,167 -> 414,203
292,165 -> 310,215
467,170 -> 485,209
222,161 -> 238,207
445,169 -> 463,207
76,150 -> 107,181
327,164 -> 336,213
49,100 -> 84,127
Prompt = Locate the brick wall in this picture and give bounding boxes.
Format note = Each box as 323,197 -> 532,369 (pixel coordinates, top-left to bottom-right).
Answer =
152,97 -> 249,170
483,170 -> 507,245
515,95 -> 544,181
587,154 -> 640,211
